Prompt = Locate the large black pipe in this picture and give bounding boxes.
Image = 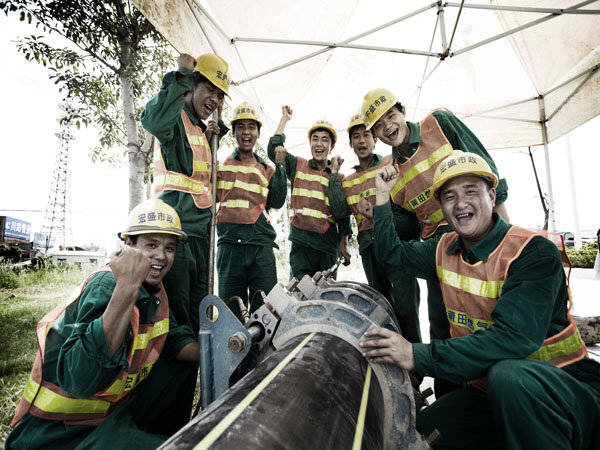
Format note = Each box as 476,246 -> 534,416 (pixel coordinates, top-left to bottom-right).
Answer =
161,333 -> 384,449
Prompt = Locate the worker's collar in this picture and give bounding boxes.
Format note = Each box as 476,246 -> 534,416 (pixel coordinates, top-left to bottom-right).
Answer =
183,104 -> 206,131
309,158 -> 331,173
140,281 -> 161,298
353,153 -> 383,173
232,149 -> 267,167
446,213 -> 511,263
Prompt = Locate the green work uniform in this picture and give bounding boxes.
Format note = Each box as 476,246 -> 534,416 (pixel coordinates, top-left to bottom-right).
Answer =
6,271 -> 197,450
267,134 -> 351,280
140,67 -> 228,334
373,202 -> 600,450
216,150 -> 287,317
394,109 -> 509,396
328,153 -> 422,343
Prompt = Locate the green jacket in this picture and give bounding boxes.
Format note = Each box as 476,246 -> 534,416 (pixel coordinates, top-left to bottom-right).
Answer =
267,134 -> 351,256
140,67 -> 229,238
373,201 -> 600,389
7,270 -> 195,448
217,149 -> 287,247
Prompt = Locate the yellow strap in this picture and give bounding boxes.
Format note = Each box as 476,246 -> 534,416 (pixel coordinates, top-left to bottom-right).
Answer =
217,180 -> 269,197
296,170 -> 329,187
292,187 -> 330,205
390,144 -> 453,198
218,164 -> 269,186
352,365 -> 372,450
293,207 -> 330,220
193,333 -> 316,450
445,307 -> 493,333
347,188 -> 377,206
342,170 -> 377,188
104,360 -> 156,395
426,209 -> 444,225
528,329 -> 585,362
225,199 -> 250,209
25,378 -> 111,414
193,161 -> 212,172
437,266 -> 504,299
155,174 -> 206,193
187,134 -> 209,147
132,318 -> 169,351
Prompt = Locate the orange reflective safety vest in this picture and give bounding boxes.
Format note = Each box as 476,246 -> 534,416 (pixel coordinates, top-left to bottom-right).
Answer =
11,267 -> 169,427
341,155 -> 393,232
216,155 -> 275,224
436,226 -> 588,392
153,111 -> 213,209
290,157 -> 336,234
390,112 -> 453,239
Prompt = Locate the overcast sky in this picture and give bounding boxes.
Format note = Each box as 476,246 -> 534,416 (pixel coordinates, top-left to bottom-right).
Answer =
1,13 -> 599,253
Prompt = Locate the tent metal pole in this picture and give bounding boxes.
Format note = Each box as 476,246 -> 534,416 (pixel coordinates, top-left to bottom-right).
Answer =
546,66 -> 598,122
444,1 -> 600,15
467,95 -> 540,116
538,96 -> 556,231
565,134 -> 582,248
231,37 -> 440,57
411,12 -> 441,119
461,114 -> 538,124
446,0 -> 465,56
544,62 -> 600,96
191,0 -> 230,40
437,3 -> 448,52
451,0 -> 596,57
232,2 -> 438,85
185,0 -> 218,53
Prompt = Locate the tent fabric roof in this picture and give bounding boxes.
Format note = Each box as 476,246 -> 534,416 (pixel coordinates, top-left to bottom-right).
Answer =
133,0 -> 600,163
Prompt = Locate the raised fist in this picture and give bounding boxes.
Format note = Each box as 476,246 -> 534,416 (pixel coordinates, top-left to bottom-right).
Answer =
177,53 -> 196,71
275,145 -> 287,163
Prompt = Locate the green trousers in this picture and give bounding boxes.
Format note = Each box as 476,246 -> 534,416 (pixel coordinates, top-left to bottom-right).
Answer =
6,358 -> 198,450
217,243 -> 278,318
162,235 -> 209,335
289,242 -> 337,282
361,244 -> 421,343
417,359 -> 600,450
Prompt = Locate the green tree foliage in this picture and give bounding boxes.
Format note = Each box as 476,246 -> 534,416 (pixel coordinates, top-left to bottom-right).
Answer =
0,0 -> 174,209
566,242 -> 598,269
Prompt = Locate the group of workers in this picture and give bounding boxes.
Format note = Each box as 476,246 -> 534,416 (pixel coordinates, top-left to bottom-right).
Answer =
6,51 -> 599,450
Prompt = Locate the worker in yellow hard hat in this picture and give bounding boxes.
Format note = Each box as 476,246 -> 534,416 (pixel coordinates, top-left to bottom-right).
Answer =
141,52 -> 232,338
266,106 -> 351,281
360,150 -> 598,449
215,102 -> 286,318
7,198 -> 201,449
327,111 -> 422,344
360,88 -> 510,399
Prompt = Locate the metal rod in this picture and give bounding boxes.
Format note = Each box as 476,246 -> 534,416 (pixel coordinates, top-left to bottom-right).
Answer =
191,0 -> 230,40
465,95 -> 539,117
232,2 -> 438,85
231,37 -> 440,57
544,62 -> 600,96
185,0 -> 217,54
538,96 -> 556,231
528,146 -> 549,231
460,114 -> 539,124
446,0 -> 465,55
444,1 -> 600,15
546,66 -> 598,122
565,134 -> 582,247
411,12 -> 440,119
207,108 -> 220,295
437,3 -> 448,53
198,331 -> 214,409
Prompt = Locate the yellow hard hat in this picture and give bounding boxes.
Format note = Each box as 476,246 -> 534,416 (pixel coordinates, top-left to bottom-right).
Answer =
431,150 -> 499,200
308,119 -> 337,145
347,110 -> 364,133
361,88 -> 396,130
194,53 -> 230,97
231,102 -> 262,129
119,198 -> 187,240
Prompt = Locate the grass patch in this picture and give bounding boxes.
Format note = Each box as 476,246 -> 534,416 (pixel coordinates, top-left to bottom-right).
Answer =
0,263 -> 94,445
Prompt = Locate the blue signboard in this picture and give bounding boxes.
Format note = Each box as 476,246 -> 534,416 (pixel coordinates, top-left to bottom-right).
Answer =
4,216 -> 31,240
33,232 -> 56,249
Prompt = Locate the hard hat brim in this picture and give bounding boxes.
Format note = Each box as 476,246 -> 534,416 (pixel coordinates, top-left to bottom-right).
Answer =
433,173 -> 499,200
119,226 -> 188,240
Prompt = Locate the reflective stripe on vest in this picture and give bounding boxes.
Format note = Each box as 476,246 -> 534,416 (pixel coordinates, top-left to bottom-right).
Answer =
341,155 -> 392,232
152,110 -> 213,209
390,112 -> 453,239
11,267 -> 170,427
216,155 -> 275,225
436,226 -> 587,392
290,157 -> 334,234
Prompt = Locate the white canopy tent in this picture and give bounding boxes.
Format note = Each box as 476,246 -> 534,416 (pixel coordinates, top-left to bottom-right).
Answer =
133,0 -> 600,231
